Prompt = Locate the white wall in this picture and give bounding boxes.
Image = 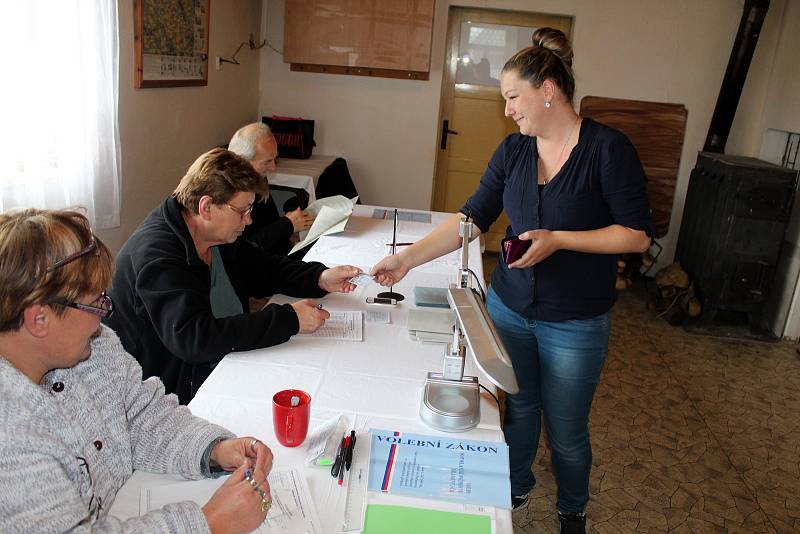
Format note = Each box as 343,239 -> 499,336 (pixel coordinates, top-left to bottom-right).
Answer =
103,0 -> 796,280
96,0 -> 262,253
259,0 -> 750,271
727,0 -> 793,156
728,0 -> 800,338
759,0 -> 800,135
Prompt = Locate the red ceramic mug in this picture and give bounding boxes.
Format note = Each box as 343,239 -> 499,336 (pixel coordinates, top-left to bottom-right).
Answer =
272,389 -> 311,447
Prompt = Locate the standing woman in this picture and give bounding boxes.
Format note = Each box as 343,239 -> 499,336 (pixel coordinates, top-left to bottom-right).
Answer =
371,28 -> 653,532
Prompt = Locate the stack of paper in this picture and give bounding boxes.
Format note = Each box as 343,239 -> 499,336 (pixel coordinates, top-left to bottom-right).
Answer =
413,286 -> 450,309
407,308 -> 455,344
139,468 -> 323,533
362,504 -> 491,534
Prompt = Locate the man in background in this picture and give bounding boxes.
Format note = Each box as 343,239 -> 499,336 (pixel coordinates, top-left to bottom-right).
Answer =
228,123 -> 313,256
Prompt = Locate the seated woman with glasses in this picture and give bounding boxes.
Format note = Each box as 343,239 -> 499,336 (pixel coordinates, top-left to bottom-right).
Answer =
105,147 -> 362,404
0,209 -> 275,532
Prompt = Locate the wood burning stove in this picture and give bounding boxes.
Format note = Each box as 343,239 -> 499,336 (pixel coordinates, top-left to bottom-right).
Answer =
676,153 -> 798,330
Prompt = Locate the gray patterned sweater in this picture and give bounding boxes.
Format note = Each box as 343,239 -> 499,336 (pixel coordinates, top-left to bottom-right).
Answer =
0,325 -> 235,532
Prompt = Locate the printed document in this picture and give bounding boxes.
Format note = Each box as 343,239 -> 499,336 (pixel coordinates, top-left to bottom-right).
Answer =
139,468 -> 322,534
299,311 -> 363,341
367,429 -> 511,508
290,195 -> 358,254
365,310 -> 391,323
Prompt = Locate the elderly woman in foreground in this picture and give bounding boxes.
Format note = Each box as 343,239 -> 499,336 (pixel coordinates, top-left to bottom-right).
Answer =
0,209 -> 272,533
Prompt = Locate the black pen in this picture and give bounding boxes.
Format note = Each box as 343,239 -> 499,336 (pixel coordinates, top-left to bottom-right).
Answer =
338,435 -> 350,486
331,436 -> 346,478
344,430 -> 356,471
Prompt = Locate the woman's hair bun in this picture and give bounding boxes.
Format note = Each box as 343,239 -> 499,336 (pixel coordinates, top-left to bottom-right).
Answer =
532,27 -> 573,68
502,27 -> 576,102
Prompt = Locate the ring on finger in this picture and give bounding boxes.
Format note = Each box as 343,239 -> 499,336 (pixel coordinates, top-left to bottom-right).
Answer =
250,439 -> 259,454
250,478 -> 270,498
261,498 -> 272,513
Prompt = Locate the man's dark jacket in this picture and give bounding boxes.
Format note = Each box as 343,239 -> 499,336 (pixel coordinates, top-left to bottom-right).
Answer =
244,194 -> 293,255
104,196 -> 327,404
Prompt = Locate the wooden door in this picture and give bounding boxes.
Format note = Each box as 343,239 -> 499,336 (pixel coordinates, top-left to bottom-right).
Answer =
431,8 -> 572,251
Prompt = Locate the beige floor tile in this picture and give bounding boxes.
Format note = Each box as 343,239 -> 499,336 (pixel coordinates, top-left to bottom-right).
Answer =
511,282 -> 799,534
663,507 -> 690,530
633,501 -> 668,532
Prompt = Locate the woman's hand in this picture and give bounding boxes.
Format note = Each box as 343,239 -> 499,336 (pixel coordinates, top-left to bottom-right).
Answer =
210,437 -> 273,474
203,439 -> 273,534
508,230 -> 563,269
370,254 -> 411,287
509,225 -> 651,268
318,265 -> 362,293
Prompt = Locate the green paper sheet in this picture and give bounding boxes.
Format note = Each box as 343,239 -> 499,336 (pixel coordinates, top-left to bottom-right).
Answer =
362,504 -> 491,534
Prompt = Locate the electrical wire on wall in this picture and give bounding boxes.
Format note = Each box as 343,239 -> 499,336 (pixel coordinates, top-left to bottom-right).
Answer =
261,0 -> 284,56
218,33 -> 266,67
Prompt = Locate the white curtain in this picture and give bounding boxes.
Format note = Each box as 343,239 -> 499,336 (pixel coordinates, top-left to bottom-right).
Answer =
0,0 -> 121,228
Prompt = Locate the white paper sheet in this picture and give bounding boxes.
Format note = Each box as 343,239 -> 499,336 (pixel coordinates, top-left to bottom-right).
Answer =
305,195 -> 358,218
364,310 -> 390,324
304,414 -> 347,467
139,468 -> 322,534
290,196 -> 358,254
298,311 -> 363,341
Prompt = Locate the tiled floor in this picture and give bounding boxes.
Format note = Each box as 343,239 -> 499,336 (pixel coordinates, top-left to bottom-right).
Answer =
503,282 -> 800,533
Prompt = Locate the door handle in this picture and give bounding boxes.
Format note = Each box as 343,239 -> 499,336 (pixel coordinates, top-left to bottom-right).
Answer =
440,119 -> 459,150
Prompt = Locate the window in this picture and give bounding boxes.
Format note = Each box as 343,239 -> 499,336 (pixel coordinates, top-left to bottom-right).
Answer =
456,22 -> 539,87
0,1 -> 121,228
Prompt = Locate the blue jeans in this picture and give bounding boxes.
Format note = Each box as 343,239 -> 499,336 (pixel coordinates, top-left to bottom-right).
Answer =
487,287 -> 609,514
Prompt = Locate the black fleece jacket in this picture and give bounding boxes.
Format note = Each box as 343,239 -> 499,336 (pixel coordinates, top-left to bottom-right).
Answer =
104,196 -> 328,404
243,194 -> 294,255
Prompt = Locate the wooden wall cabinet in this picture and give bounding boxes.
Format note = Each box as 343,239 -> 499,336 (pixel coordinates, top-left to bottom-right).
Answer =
284,0 -> 435,80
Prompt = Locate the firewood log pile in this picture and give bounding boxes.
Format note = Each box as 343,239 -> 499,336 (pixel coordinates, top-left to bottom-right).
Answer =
646,262 -> 702,325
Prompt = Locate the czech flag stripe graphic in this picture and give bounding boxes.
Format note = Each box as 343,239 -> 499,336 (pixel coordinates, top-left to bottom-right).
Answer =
380,431 -> 401,492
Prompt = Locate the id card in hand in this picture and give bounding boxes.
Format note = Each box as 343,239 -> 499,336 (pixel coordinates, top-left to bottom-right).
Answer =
349,273 -> 375,286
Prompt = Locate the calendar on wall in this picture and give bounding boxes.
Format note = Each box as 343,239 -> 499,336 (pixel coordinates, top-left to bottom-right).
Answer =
134,0 -> 209,88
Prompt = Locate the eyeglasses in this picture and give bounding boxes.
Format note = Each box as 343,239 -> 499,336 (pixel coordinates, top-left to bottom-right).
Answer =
225,202 -> 254,220
55,292 -> 114,319
47,235 -> 98,272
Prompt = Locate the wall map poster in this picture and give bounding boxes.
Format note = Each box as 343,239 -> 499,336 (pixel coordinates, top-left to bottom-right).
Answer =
134,0 -> 210,88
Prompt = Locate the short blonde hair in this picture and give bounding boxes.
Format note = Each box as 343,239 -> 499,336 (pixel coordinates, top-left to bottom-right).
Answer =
0,209 -> 113,333
173,147 -> 266,214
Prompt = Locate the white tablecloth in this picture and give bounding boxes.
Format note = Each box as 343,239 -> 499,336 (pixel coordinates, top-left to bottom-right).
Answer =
269,155 -> 338,204
109,205 -> 512,533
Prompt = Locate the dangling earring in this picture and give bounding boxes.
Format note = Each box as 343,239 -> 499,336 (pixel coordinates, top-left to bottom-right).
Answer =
544,100 -> 551,109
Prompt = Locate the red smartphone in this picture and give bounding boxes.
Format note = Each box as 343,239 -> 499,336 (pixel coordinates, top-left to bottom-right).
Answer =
501,236 -> 532,264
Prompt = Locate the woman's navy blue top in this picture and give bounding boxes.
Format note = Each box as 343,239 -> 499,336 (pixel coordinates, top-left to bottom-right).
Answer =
462,118 -> 655,322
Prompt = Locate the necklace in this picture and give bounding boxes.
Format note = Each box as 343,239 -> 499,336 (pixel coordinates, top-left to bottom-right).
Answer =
538,116 -> 580,184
